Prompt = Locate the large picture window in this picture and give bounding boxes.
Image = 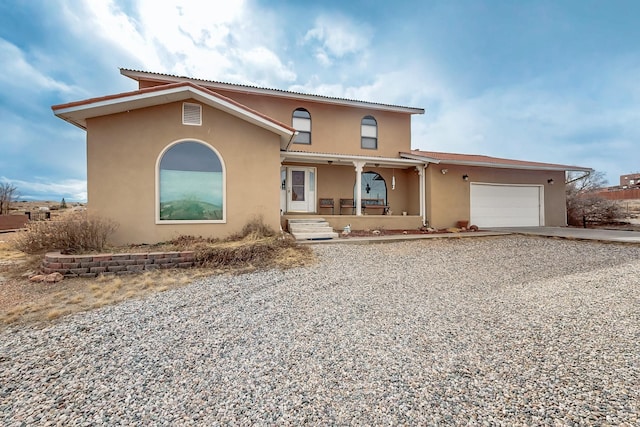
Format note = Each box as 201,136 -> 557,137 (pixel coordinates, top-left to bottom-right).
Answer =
158,140 -> 225,222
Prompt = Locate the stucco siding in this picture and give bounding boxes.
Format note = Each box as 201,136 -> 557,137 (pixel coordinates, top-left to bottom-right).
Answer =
206,89 -> 413,157
425,165 -> 566,229
87,100 -> 282,244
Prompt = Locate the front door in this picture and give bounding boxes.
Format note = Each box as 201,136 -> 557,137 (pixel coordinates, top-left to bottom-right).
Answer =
287,167 -> 316,212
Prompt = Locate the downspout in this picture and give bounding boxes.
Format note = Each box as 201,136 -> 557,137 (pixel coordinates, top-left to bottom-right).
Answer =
565,170 -> 592,185
283,131 -> 298,151
421,163 -> 428,227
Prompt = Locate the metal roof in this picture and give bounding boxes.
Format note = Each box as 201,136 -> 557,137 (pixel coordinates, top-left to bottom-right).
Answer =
120,68 -> 425,115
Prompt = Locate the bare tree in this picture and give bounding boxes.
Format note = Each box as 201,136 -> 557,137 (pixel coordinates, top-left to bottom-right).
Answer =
566,171 -> 621,226
0,182 -> 19,215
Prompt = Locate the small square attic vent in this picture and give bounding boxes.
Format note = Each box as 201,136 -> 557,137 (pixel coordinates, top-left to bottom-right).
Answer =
183,102 -> 202,126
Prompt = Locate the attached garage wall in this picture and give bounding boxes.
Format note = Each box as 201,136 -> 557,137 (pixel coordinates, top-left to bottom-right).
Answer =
470,183 -> 542,227
425,165 -> 567,229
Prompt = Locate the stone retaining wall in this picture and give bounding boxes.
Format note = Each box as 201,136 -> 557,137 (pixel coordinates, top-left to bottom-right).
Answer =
42,251 -> 196,278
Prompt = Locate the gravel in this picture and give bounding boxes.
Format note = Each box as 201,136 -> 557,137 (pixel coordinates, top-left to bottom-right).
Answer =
1,235 -> 640,425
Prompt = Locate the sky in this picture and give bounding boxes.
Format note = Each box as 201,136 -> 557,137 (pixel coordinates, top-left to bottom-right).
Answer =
1,0 -> 639,201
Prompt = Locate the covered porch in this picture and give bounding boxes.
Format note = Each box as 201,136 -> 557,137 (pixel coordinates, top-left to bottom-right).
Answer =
279,151 -> 430,232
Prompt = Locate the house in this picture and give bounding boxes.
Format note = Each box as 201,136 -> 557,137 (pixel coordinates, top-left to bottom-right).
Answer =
620,173 -> 640,188
592,173 -> 640,201
52,69 -> 592,244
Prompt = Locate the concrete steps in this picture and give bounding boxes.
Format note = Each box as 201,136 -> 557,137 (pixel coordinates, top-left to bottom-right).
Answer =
287,218 -> 338,240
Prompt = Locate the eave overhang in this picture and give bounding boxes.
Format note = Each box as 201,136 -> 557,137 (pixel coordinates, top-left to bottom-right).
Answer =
402,151 -> 593,173
52,82 -> 296,149
281,151 -> 429,168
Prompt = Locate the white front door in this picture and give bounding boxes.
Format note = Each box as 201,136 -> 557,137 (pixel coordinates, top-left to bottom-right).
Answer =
287,167 -> 316,212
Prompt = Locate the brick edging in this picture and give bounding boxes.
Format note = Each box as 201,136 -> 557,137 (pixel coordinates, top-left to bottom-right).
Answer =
42,251 -> 196,278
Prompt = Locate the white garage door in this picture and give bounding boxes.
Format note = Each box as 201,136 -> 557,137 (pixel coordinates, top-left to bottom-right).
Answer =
470,184 -> 542,227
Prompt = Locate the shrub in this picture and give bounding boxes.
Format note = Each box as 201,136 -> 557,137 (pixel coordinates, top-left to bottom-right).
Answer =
566,171 -> 622,226
194,235 -> 302,268
13,212 -> 118,254
227,216 -> 277,241
184,218 -> 307,269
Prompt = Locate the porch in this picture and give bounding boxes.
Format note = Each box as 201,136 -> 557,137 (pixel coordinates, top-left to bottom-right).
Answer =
280,151 -> 430,230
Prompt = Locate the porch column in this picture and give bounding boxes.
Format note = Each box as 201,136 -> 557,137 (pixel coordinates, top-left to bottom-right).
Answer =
354,161 -> 365,216
418,164 -> 426,226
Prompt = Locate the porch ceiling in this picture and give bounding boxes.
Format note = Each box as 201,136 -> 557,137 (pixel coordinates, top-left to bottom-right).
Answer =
281,150 -> 428,168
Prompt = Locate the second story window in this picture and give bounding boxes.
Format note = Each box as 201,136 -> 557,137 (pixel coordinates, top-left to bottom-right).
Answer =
292,108 -> 311,144
361,115 -> 377,149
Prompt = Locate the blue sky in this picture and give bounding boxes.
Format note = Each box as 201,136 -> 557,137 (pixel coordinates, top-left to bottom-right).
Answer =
1,0 -> 639,201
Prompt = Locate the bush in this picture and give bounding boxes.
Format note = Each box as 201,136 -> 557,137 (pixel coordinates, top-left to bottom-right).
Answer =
194,236 -> 300,268
227,217 -> 277,241
567,195 -> 622,226
13,213 -> 118,254
168,218 -> 306,269
566,171 -> 622,226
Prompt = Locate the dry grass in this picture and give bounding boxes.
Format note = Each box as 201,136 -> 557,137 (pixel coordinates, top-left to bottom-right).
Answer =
617,199 -> 640,220
0,240 -> 26,262
0,225 -> 314,328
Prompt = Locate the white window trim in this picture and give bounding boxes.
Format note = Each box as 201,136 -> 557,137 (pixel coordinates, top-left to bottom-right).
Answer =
155,139 -> 227,224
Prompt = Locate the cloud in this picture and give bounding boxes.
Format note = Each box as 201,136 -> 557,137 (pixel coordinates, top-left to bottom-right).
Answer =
62,0 -> 296,87
288,60 -> 450,109
416,74 -> 640,182
235,47 -> 296,84
303,14 -> 372,64
0,38 -> 80,95
0,177 -> 87,202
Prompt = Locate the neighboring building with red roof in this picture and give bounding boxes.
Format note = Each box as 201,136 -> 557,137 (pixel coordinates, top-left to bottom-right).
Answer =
52,69 -> 592,243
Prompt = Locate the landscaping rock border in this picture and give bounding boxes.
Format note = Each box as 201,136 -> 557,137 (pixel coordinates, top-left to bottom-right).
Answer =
41,251 -> 196,278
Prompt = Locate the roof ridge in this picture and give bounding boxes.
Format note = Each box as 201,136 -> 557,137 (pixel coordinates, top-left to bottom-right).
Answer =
120,68 -> 425,114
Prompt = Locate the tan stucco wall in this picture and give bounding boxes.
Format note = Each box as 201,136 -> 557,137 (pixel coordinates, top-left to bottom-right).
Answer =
196,89 -> 413,157
425,165 -> 567,228
87,100 -> 282,245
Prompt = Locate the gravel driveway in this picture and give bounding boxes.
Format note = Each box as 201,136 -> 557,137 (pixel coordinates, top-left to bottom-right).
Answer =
2,236 -> 639,425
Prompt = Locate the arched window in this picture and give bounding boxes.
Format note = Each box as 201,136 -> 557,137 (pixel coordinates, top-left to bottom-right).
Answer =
292,108 -> 311,144
361,115 -> 377,149
158,140 -> 225,222
355,171 -> 387,204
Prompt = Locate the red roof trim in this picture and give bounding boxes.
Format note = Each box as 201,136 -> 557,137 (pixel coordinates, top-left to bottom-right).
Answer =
52,81 -> 295,132
405,150 -> 591,171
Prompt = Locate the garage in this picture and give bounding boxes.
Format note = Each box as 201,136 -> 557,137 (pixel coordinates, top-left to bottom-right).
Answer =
470,183 -> 542,227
